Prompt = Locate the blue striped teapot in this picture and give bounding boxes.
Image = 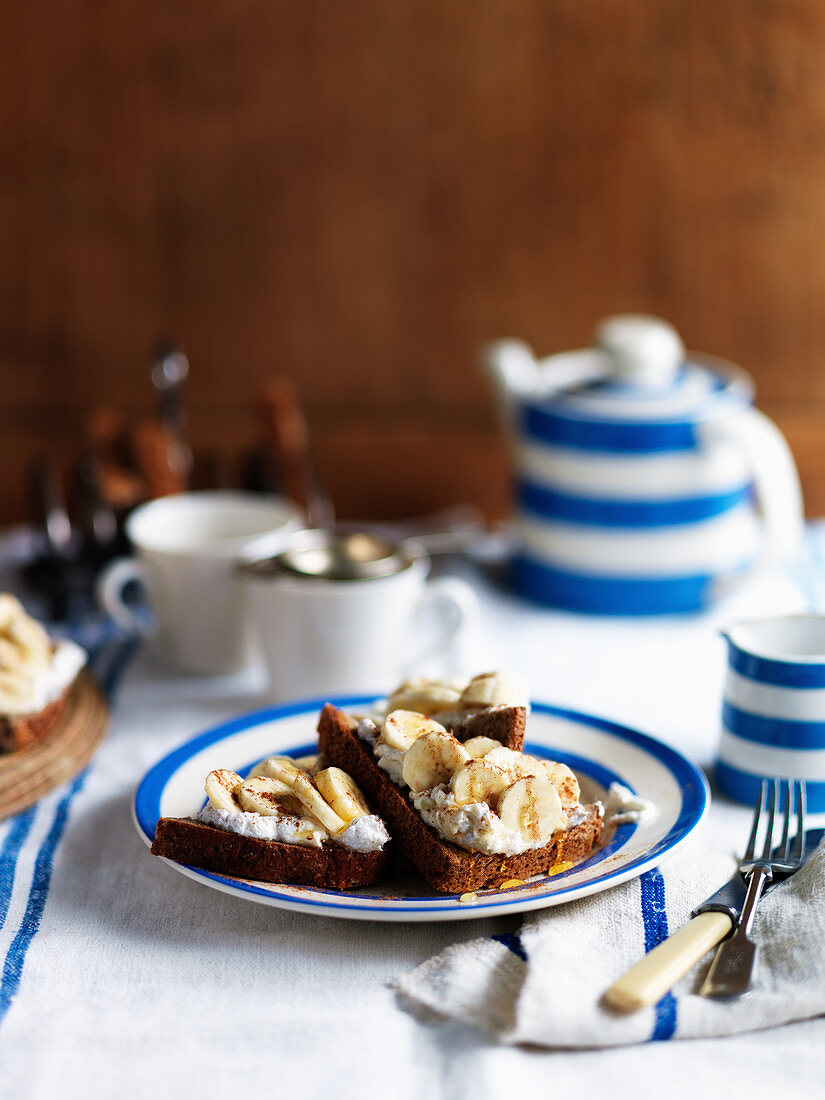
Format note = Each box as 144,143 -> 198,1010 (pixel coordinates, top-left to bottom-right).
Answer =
483,315 -> 804,615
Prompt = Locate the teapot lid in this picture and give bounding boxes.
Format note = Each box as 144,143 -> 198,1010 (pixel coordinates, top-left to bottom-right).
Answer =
530,314 -> 753,424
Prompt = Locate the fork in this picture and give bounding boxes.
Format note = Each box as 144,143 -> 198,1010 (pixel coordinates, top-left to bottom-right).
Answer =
700,777 -> 807,998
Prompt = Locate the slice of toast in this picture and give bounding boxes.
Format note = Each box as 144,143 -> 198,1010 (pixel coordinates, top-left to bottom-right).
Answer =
0,688 -> 72,754
151,817 -> 392,890
317,704 -> 603,894
0,629 -> 88,755
444,705 -> 526,750
359,702 -> 526,751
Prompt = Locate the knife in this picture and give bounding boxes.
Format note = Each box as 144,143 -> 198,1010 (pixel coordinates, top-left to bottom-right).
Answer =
603,828 -> 823,1012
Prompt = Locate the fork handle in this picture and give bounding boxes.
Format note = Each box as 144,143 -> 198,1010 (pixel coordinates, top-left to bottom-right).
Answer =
603,912 -> 733,1012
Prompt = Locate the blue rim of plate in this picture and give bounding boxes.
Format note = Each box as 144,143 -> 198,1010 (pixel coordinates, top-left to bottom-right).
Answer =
134,695 -> 709,918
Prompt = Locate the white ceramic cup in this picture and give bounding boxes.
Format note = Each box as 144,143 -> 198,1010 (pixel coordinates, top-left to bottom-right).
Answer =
239,542 -> 479,699
97,491 -> 302,674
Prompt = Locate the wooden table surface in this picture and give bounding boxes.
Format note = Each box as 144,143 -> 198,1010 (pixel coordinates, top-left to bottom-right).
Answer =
2,1 -> 825,521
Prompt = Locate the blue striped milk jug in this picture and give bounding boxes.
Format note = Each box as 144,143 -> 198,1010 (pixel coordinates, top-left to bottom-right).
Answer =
483,315 -> 804,615
717,614 -> 825,811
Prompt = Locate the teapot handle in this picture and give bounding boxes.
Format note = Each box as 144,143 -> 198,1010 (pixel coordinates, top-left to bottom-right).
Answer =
701,406 -> 804,594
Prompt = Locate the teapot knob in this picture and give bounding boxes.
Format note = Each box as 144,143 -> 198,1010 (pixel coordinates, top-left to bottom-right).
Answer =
595,314 -> 684,387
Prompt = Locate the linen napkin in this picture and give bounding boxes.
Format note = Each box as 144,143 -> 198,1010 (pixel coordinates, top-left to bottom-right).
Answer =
396,837 -> 825,1047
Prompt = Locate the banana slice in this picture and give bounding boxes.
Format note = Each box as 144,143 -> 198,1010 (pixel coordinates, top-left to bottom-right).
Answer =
6,614 -> 51,669
480,747 -> 580,805
450,760 -> 511,807
542,761 -> 580,806
462,736 -> 502,759
265,755 -> 308,778
0,594 -> 17,629
483,746 -> 532,777
459,671 -> 528,708
315,767 -> 370,824
497,776 -> 562,846
249,758 -> 346,832
380,710 -> 448,751
290,772 -> 346,834
0,595 -> 51,671
385,677 -> 463,717
0,638 -> 24,669
236,775 -> 304,817
401,731 -> 470,793
262,758 -> 302,786
204,769 -> 245,812
294,753 -> 326,774
0,667 -> 37,709
245,754 -> 308,780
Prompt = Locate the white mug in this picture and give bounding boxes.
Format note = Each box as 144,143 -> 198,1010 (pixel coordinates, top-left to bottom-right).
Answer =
97,491 -> 302,674
239,543 -> 479,699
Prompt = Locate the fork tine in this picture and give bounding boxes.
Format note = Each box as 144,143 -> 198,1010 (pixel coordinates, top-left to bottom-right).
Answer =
781,779 -> 794,859
744,779 -> 766,861
761,779 -> 778,860
792,780 -> 808,861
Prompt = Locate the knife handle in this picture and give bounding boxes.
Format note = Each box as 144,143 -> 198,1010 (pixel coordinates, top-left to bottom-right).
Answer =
603,911 -> 733,1012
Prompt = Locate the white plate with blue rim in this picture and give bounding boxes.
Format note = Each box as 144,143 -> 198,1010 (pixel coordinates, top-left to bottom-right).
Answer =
133,695 -> 709,921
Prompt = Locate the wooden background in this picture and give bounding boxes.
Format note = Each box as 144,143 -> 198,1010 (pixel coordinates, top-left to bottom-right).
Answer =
3,0 -> 825,523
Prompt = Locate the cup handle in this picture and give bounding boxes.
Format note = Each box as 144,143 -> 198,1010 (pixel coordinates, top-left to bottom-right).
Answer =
404,576 -> 480,673
701,406 -> 805,598
96,557 -> 155,636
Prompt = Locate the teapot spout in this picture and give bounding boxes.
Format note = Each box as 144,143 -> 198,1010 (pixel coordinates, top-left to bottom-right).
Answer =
480,339 -> 540,414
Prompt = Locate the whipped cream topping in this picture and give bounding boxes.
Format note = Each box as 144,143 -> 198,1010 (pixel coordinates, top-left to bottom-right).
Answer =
413,785 -> 539,856
200,804 -> 327,847
604,782 -> 657,826
568,802 -> 603,828
334,815 -> 390,853
374,742 -> 405,785
199,803 -> 389,852
356,718 -> 380,744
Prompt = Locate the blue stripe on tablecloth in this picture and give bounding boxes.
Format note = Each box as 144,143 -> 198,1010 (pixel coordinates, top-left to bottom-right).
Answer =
722,701 -> 825,749
0,616 -> 112,957
0,627 -> 140,1030
0,772 -> 86,1025
492,932 -> 528,962
0,810 -> 37,934
639,869 -> 677,1041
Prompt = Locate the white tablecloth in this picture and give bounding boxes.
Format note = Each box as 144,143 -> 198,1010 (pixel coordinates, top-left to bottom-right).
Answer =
2,527 -> 825,1099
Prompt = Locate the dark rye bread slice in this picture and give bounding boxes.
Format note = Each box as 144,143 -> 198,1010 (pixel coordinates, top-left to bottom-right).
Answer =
317,704 -> 603,894
446,705 -> 526,750
151,817 -> 392,890
0,688 -> 71,754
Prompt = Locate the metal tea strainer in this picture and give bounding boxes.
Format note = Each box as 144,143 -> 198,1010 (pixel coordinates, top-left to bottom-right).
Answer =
239,526 -> 417,582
